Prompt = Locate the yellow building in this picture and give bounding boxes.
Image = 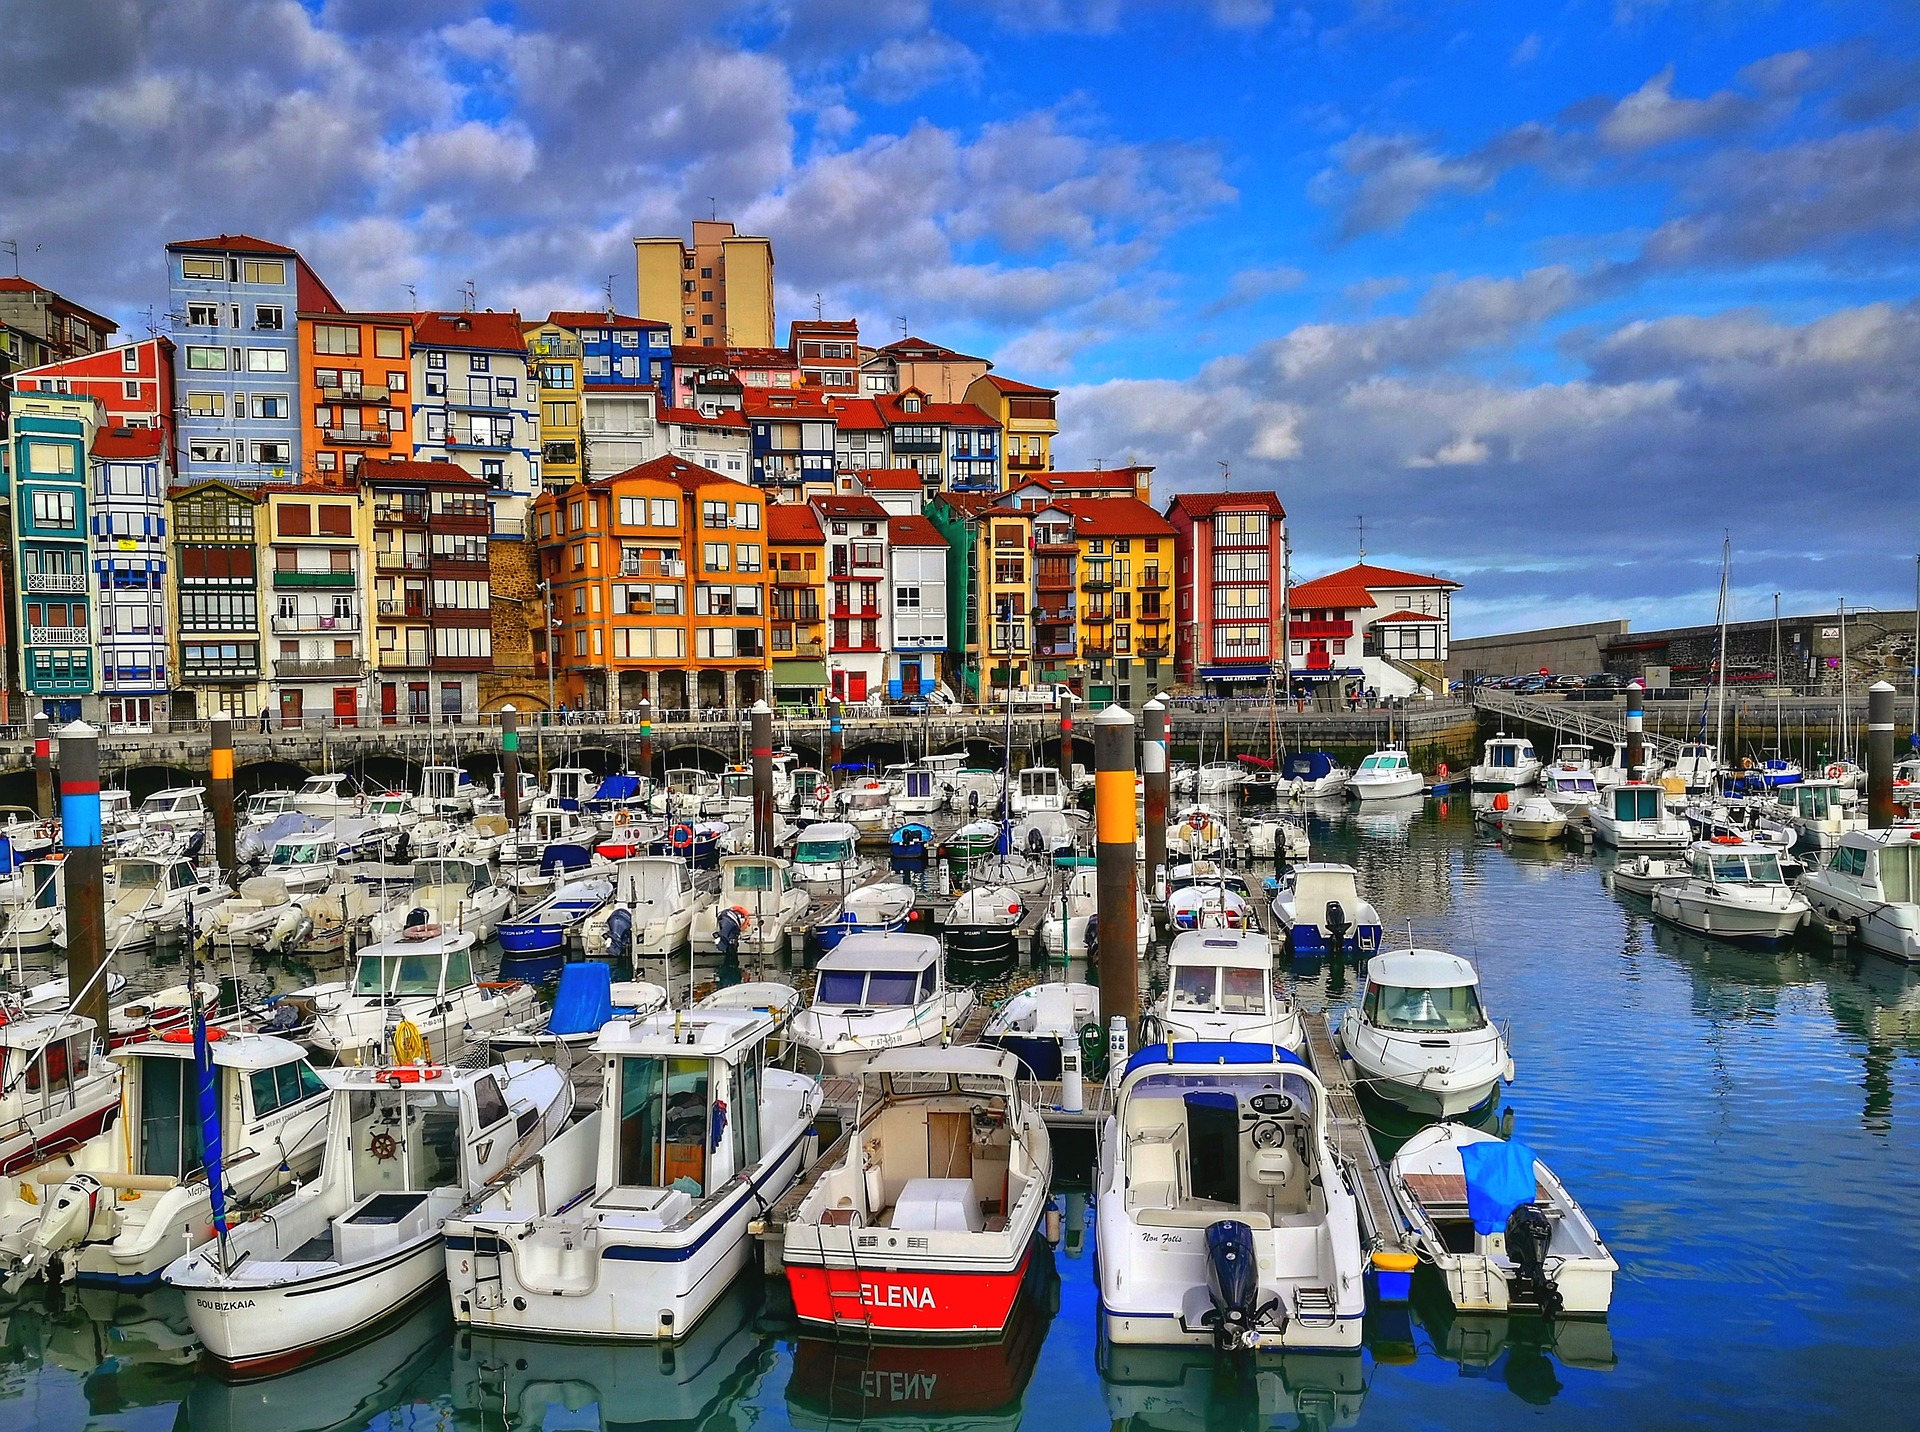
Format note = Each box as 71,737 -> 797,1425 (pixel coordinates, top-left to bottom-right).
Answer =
634,220 -> 774,349
768,502 -> 827,705
979,503 -> 1035,699
525,318 -> 585,489
1055,497 -> 1175,709
965,374 -> 1058,478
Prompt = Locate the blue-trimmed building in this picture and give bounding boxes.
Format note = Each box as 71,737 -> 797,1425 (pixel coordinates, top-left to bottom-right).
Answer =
546,311 -> 672,403
408,311 -> 539,522
167,234 -> 343,488
7,393 -> 100,717
92,425 -> 172,728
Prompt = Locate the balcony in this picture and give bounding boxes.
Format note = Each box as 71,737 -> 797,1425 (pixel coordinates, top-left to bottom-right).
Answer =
1034,606 -> 1075,625
272,614 -> 359,634
831,640 -> 884,654
1289,618 -> 1353,639
1034,532 -> 1075,552
1081,576 -> 1113,593
372,504 -> 427,528
449,396 -> 511,414
1037,568 -> 1074,591
775,569 -> 815,587
1083,610 -> 1113,625
319,382 -> 390,404
24,572 -> 87,594
377,599 -> 428,619
376,551 -> 427,571
1139,572 -> 1168,591
272,569 -> 356,589
325,427 -> 391,446
830,603 -> 881,620
530,336 -> 583,358
180,659 -> 260,682
1009,452 -> 1048,470
29,625 -> 90,647
1082,640 -> 1114,658
779,639 -> 826,659
620,558 -> 686,579
1139,641 -> 1170,658
1037,643 -> 1076,659
273,657 -> 365,679
447,433 -> 512,451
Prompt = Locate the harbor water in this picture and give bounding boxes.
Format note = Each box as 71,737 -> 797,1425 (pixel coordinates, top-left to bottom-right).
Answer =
4,797 -> 1919,1431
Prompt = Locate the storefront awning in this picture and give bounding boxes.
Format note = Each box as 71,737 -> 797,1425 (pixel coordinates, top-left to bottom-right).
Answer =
1199,665 -> 1272,681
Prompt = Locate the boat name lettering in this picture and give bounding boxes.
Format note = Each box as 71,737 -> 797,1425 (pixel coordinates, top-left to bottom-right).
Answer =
861,1370 -> 940,1400
859,1281 -> 936,1309
196,1298 -> 256,1311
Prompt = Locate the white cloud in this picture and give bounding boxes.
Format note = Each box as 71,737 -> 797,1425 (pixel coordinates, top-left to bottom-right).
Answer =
856,32 -> 982,103
1598,65 -> 1752,151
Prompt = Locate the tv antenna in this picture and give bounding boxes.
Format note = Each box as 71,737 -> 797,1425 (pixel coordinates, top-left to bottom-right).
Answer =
1357,515 -> 1366,561
605,275 -> 617,315
813,292 -> 824,320
404,282 -> 417,307
461,279 -> 477,312
1218,460 -> 1231,490
896,315 -> 908,340
0,240 -> 16,277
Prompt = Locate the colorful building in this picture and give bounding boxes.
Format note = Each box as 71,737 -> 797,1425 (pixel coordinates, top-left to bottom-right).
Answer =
769,502 -> 827,706
861,336 -> 990,402
812,494 -> 890,703
262,482 -> 366,727
8,394 -> 101,717
660,405 -> 751,478
526,317 -> 586,489
965,374 -> 1056,477
887,515 -> 948,700
1285,561 -> 1460,697
409,311 -> 538,508
789,319 -> 859,392
8,337 -> 176,444
1166,491 -> 1287,694
745,388 -> 836,494
1056,496 -> 1175,708
0,276 -> 117,432
532,455 -> 770,713
634,220 -> 775,349
301,312 -> 412,480
168,234 -> 341,487
169,480 -> 266,721
362,459 -> 494,722
92,425 -> 173,728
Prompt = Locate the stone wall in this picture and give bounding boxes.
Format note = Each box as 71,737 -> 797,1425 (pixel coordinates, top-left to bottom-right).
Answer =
481,536 -> 548,712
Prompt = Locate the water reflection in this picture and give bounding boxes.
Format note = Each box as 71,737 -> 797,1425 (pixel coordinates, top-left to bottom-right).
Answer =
1408,1277 -> 1615,1407
1097,1341 -> 1366,1432
0,1285 -> 196,1418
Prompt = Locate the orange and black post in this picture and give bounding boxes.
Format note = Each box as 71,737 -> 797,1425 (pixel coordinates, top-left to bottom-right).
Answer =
60,721 -> 108,1031
1095,703 -> 1140,1032
210,715 -> 238,885
752,700 -> 775,856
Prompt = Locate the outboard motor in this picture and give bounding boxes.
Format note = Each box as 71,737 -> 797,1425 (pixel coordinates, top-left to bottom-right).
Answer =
261,1000 -> 302,1035
1203,1219 -> 1278,1353
715,906 -> 745,959
1323,900 -> 1350,958
1025,827 -> 1046,858
968,790 -> 981,820
606,907 -> 634,964
1505,1204 -> 1563,1317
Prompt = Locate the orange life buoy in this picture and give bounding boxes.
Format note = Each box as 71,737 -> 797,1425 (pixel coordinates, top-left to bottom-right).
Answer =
380,1066 -> 443,1084
1492,792 -> 1510,811
1437,763 -> 1450,778
1712,835 -> 1742,845
1827,763 -> 1847,780
160,1026 -> 223,1043
728,904 -> 756,930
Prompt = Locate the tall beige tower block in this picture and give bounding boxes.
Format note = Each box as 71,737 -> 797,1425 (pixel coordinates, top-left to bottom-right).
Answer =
634,220 -> 775,350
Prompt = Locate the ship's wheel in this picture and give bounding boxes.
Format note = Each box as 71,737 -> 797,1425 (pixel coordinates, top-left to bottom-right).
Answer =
370,1131 -> 398,1161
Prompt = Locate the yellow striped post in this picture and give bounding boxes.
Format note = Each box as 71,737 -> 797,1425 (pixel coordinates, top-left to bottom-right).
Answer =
210,716 -> 238,885
1095,704 -> 1140,1031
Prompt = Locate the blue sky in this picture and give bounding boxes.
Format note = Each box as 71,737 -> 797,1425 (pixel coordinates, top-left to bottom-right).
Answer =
3,0 -> 1917,634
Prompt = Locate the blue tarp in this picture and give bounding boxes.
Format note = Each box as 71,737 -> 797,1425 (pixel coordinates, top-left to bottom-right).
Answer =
540,842 -> 594,873
591,775 -> 641,802
549,962 -> 613,1035
1459,1137 -> 1540,1235
1124,1042 -> 1307,1077
1284,751 -> 1340,781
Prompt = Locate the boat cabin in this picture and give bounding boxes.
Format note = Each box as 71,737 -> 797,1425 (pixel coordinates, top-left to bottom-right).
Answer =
718,768 -> 754,806
1781,781 -> 1845,822
717,854 -> 795,901
1547,770 -> 1599,797
1687,842 -> 1787,886
411,857 -> 497,896
269,835 -> 339,870
0,1013 -> 119,1173
1167,931 -> 1276,1021
789,767 -> 827,803
612,854 -> 692,907
138,788 -> 207,824
812,934 -> 945,1011
98,789 -> 135,828
1479,737 -> 1536,771
244,791 -> 296,823
596,1007 -> 782,1204
1551,744 -> 1592,768
1357,750 -> 1413,778
15,858 -> 64,915
366,793 -> 416,818
1359,951 -> 1487,1034
1288,864 -> 1363,925
1018,767 -> 1066,812
547,767 -> 596,811
844,1047 -> 1030,1229
1822,830 -> 1919,903
350,932 -> 478,1002
1608,785 -> 1665,823
1168,862 -> 1253,898
794,822 -> 860,871
659,769 -> 717,805
111,856 -> 202,897
118,1031 -> 325,1183
297,774 -> 358,803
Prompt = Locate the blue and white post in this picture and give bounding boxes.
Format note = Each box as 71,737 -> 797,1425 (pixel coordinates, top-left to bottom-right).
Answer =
1625,680 -> 1645,782
59,721 -> 108,1031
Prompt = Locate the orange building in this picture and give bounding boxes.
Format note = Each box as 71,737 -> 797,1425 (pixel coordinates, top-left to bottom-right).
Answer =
298,312 -> 412,480
768,503 -> 828,705
532,455 -> 770,713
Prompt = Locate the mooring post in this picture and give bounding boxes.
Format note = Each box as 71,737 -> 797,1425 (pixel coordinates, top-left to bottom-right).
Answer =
828,698 -> 844,790
210,715 -> 238,886
1868,680 -> 1897,830
1059,692 -> 1076,775
500,706 -> 522,829
1625,680 -> 1645,781
32,714 -> 52,820
635,698 -> 653,801
60,721 -> 108,1032
1095,704 -> 1140,1034
752,700 -> 775,857
1143,696 -> 1169,909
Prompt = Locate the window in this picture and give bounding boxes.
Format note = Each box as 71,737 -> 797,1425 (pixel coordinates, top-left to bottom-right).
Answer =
732,502 -> 759,530
311,324 -> 360,355
897,585 -> 920,609
434,627 -> 492,659
495,376 -> 517,398
181,256 -> 222,280
317,504 -> 353,536
369,327 -> 404,359
185,345 -> 227,370
251,441 -> 291,465
250,1060 -> 324,1118
188,440 -> 231,463
253,304 -> 284,330
30,490 -> 76,526
242,259 -> 286,284
704,542 -> 730,572
427,351 -> 447,370
702,500 -> 728,528
735,543 -> 761,572
277,504 -> 311,536
187,392 -> 225,417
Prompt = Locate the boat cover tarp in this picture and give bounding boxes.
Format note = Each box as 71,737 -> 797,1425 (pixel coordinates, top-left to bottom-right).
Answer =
540,842 -> 594,873
1459,1137 -> 1540,1234
550,961 -> 614,1035
1284,752 -> 1339,781
590,775 -> 641,802
1124,1042 -> 1306,1077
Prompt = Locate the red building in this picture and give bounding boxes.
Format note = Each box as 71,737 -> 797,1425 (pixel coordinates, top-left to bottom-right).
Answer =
9,337 -> 177,446
1164,491 -> 1287,692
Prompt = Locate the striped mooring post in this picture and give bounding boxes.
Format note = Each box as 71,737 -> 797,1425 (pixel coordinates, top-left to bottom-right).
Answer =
636,698 -> 654,799
501,706 -> 522,829
32,714 -> 52,820
752,700 -> 775,857
1625,680 -> 1645,780
210,715 -> 238,886
59,721 -> 108,1032
1095,704 -> 1140,1033
828,698 -> 844,789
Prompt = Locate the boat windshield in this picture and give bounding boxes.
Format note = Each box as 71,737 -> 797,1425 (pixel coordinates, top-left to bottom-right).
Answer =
796,838 -> 854,864
1880,844 -> 1917,903
722,773 -> 752,798
117,861 -> 162,890
353,948 -> 472,997
369,797 -> 409,815
847,790 -> 890,811
349,1086 -> 461,1195
615,1056 -> 708,1194
299,778 -> 341,797
1364,981 -> 1485,1032
728,863 -> 775,893
271,840 -> 329,865
816,969 -> 928,1006
1171,965 -> 1268,1014
1616,788 -> 1662,821
1170,966 -> 1215,1010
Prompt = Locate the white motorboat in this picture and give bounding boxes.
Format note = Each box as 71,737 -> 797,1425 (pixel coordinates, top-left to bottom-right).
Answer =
1349,747 -> 1423,801
103,856 -> 229,953
943,883 -> 1027,974
1196,763 -> 1241,796
1499,796 -> 1568,841
1242,815 -> 1309,862
1651,839 -> 1810,944
367,857 -> 514,942
783,1047 -> 1052,1338
581,854 -> 712,963
0,857 -> 67,954
208,875 -> 305,949
791,821 -> 866,892
260,830 -> 345,895
689,855 -> 811,958
444,1005 -> 819,1340
298,927 -> 537,1065
1546,743 -> 1594,774
982,980 -> 1101,1078
1588,784 -> 1690,853
1797,827 -> 1920,962
1543,768 -> 1602,819
243,789 -> 298,828
167,1057 -> 568,1375
1341,949 -> 1513,1117
1282,751 -> 1351,799
292,773 -> 363,819
1471,735 -> 1541,792
1389,1122 -> 1617,1317
648,766 -> 718,816
812,880 -> 916,954
968,846 -> 1054,896
834,780 -> 897,835
1669,742 -> 1719,794
1270,863 -> 1382,958
1148,928 -> 1302,1054
1607,852 -> 1689,897
1038,865 -> 1150,964
0,1009 -> 123,1179
1165,882 -> 1250,932
132,786 -> 208,834
1017,765 -> 1071,813
1095,1041 -> 1366,1351
1776,779 -> 1861,851
1166,805 -> 1230,859
788,933 -> 975,1077
0,1030 -> 329,1289
419,763 -> 479,815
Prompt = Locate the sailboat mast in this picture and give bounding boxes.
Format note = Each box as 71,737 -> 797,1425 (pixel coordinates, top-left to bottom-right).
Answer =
1839,598 -> 1850,761
1774,592 -> 1782,754
1713,536 -> 1730,759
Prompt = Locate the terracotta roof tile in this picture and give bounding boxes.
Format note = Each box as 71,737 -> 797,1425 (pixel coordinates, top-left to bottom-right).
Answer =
411,310 -> 527,352
977,374 -> 1058,397
856,469 -> 923,491
768,503 -> 825,542
166,233 -> 299,256
588,454 -> 760,496
358,458 -> 488,487
90,426 -> 164,460
1373,609 -> 1444,623
543,310 -> 667,330
1166,490 -> 1287,519
1056,497 -> 1175,538
659,404 -> 747,428
810,494 -> 889,522
888,515 -> 946,547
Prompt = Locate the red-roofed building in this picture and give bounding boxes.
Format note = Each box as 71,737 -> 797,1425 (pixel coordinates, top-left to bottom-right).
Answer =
1286,560 -> 1460,694
408,310 -> 538,511
0,277 -> 120,432
768,501 -> 826,702
887,515 -> 948,699
1053,497 -> 1176,706
743,387 -> 836,493
874,389 -> 1001,494
8,337 -> 176,447
847,467 -> 924,516
1166,490 -> 1287,692
966,373 -> 1057,475
659,403 -> 750,479
811,494 -> 890,701
789,318 -> 860,392
862,336 -> 991,402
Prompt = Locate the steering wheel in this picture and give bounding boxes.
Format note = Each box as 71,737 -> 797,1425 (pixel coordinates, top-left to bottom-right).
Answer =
369,1131 -> 398,1161
1247,1119 -> 1286,1149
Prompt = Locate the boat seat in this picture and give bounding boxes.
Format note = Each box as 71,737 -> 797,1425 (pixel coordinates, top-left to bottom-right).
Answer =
1137,1206 -> 1271,1231
1402,1172 -> 1549,1208
334,1191 -> 432,1263
892,1178 -> 984,1233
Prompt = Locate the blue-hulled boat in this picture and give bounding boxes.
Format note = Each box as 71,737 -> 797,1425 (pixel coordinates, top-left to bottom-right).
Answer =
889,822 -> 935,866
643,819 -> 726,870
497,869 -> 616,982
812,881 -> 916,956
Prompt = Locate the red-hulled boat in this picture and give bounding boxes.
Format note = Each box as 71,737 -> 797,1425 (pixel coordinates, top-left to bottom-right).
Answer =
782,1046 -> 1052,1339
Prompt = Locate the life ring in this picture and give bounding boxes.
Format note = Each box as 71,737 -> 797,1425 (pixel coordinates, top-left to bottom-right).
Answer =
1437,763 -> 1449,779
159,1025 -> 222,1043
726,904 -> 756,931
391,1019 -> 430,1066
670,823 -> 695,850
614,810 -> 634,827
1827,763 -> 1847,780
1741,757 -> 1754,771
1711,835 -> 1742,845
381,1065 -> 444,1085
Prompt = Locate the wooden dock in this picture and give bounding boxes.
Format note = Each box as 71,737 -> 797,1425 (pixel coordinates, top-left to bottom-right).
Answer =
1302,1011 -> 1407,1257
